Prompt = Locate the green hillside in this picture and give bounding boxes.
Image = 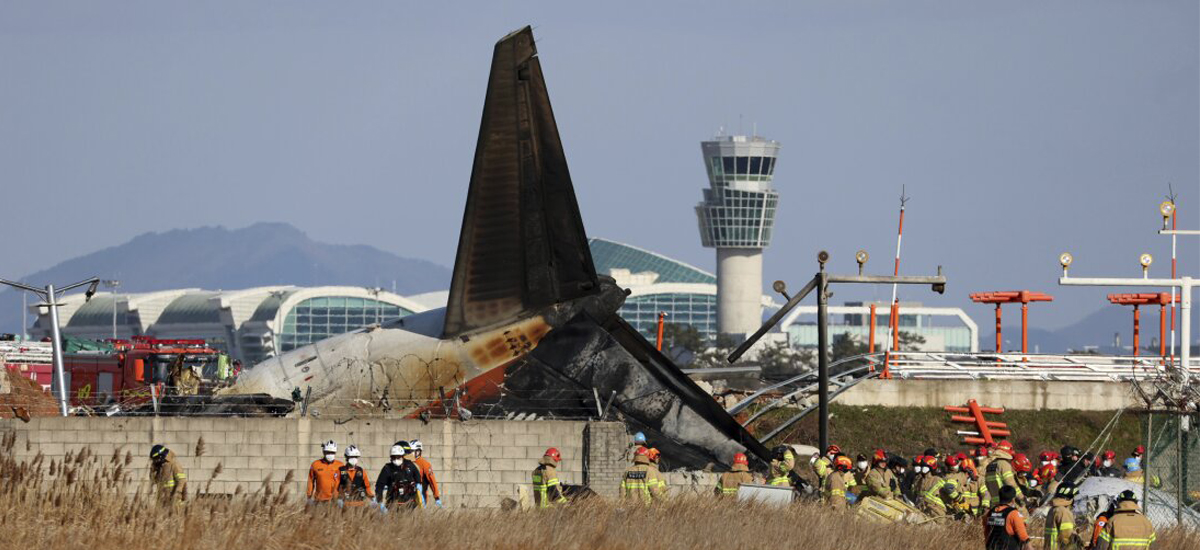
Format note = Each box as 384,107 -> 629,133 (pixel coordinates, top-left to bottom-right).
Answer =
753,404 -> 1144,459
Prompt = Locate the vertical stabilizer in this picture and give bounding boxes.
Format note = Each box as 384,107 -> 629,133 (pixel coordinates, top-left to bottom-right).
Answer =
443,26 -> 598,338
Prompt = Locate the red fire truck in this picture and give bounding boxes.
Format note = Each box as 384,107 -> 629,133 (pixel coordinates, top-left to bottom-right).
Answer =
3,336 -> 225,410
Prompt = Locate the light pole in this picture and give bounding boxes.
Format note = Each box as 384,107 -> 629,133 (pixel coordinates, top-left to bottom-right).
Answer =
728,250 -> 947,452
103,279 -> 120,340
1057,255 -> 1194,389
0,276 -> 100,416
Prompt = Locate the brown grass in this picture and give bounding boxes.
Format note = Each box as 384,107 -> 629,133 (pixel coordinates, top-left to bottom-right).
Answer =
1,437 -> 1196,550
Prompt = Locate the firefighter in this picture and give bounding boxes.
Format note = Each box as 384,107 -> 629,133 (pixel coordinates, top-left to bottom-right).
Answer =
823,455 -> 853,510
941,454 -> 974,517
851,453 -> 871,497
1011,453 -> 1037,508
621,446 -> 666,504
1122,458 -> 1144,483
409,439 -> 442,507
307,440 -> 342,505
1044,481 -> 1081,550
917,455 -> 949,517
888,455 -> 913,503
336,445 -> 374,508
767,445 -> 795,486
811,444 -> 838,487
149,444 -> 187,502
532,447 -> 567,508
1093,450 -> 1120,477
974,445 -> 994,477
1094,490 -> 1155,550
375,442 -> 424,511
961,452 -> 990,515
986,440 -> 1024,508
863,449 -> 896,500
983,485 -> 1032,550
1058,446 -> 1086,484
715,452 -> 753,497
1130,445 -> 1144,467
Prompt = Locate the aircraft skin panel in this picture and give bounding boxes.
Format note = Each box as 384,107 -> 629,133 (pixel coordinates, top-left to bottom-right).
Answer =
443,26 -> 598,339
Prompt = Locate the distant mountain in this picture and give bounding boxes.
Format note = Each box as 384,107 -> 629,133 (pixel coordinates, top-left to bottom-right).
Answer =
0,223 -> 450,333
1019,305 -> 1195,354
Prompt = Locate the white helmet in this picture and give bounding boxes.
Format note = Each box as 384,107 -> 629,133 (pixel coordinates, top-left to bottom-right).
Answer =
410,439 -> 423,453
389,444 -> 405,457
322,440 -> 337,454
344,445 -> 361,458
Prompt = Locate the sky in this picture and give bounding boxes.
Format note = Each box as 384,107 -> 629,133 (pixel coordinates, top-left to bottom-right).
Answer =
1,1 -> 1197,332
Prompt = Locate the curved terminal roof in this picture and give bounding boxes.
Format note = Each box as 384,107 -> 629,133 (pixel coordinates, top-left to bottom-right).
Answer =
589,238 -> 715,284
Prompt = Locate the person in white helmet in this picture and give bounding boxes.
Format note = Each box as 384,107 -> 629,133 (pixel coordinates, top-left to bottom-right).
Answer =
375,441 -> 424,511
409,439 -> 442,507
337,445 -> 374,508
307,440 -> 343,504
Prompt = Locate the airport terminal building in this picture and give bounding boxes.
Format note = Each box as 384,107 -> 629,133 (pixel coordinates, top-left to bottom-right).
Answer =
30,286 -> 429,365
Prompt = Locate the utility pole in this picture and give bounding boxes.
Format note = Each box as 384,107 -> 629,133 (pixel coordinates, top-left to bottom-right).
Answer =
729,250 -> 947,452
0,276 -> 100,416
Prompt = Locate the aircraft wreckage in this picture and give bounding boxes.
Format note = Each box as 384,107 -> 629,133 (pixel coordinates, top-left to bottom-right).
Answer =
221,26 -> 768,468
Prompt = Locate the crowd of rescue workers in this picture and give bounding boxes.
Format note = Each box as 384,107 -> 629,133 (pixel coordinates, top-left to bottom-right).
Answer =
144,434 -> 1159,550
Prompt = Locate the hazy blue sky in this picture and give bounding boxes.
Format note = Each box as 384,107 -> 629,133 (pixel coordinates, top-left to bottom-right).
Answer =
1,1 -> 1196,331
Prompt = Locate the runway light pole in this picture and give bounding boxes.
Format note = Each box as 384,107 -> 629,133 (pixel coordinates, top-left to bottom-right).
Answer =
103,279 -> 121,340
0,276 -> 101,416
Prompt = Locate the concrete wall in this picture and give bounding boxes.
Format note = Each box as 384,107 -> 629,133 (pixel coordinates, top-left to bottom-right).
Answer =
0,417 -> 630,508
837,379 -> 1136,410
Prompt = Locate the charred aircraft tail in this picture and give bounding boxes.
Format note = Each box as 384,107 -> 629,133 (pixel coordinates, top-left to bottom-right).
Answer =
447,26 -> 769,467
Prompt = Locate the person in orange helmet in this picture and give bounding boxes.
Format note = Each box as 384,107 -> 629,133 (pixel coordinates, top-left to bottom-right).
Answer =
863,449 -> 896,501
715,453 -> 754,497
823,455 -> 854,510
621,446 -> 666,504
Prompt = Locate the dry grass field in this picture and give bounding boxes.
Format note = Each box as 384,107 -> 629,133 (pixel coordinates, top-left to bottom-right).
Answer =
1,433 -> 1196,550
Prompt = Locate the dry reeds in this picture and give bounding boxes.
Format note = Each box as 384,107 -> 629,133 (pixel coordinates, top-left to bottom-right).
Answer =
0,448 -> 1195,550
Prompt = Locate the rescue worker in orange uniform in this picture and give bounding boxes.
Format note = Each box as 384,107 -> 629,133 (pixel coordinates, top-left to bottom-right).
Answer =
336,445 -> 375,508
149,444 -> 187,503
984,485 -> 1032,550
409,439 -> 442,507
1088,502 -> 1116,549
823,455 -> 853,510
621,446 -> 667,504
532,447 -> 567,508
307,440 -> 343,505
863,449 -> 896,500
715,452 -> 754,497
1094,490 -> 1156,550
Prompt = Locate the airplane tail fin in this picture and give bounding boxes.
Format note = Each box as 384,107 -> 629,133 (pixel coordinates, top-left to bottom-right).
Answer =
443,26 -> 598,338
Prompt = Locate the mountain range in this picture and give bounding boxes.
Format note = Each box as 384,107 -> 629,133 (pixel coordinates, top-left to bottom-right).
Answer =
0,222 -> 451,334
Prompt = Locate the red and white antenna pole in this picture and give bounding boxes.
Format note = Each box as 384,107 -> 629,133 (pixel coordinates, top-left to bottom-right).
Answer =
883,186 -> 908,378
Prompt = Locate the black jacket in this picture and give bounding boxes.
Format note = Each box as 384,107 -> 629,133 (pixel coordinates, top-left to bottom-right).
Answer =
375,461 -> 423,505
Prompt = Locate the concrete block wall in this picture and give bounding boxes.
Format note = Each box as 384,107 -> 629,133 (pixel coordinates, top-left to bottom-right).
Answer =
838,379 -> 1136,411
1,417 -> 628,509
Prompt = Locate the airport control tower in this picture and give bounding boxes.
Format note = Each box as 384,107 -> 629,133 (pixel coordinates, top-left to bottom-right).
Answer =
695,134 -> 781,339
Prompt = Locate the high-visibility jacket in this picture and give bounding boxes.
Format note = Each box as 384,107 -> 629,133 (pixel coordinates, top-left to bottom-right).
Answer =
150,450 -> 187,501
307,458 -> 343,502
822,470 -> 850,509
812,456 -> 832,487
620,455 -> 666,504
864,467 -> 895,500
985,452 -> 1023,504
917,473 -> 948,516
715,463 -> 753,497
1095,502 -> 1155,550
941,471 -> 974,513
532,458 -> 567,508
1044,497 -> 1080,550
768,451 -> 795,486
983,504 -> 1030,550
